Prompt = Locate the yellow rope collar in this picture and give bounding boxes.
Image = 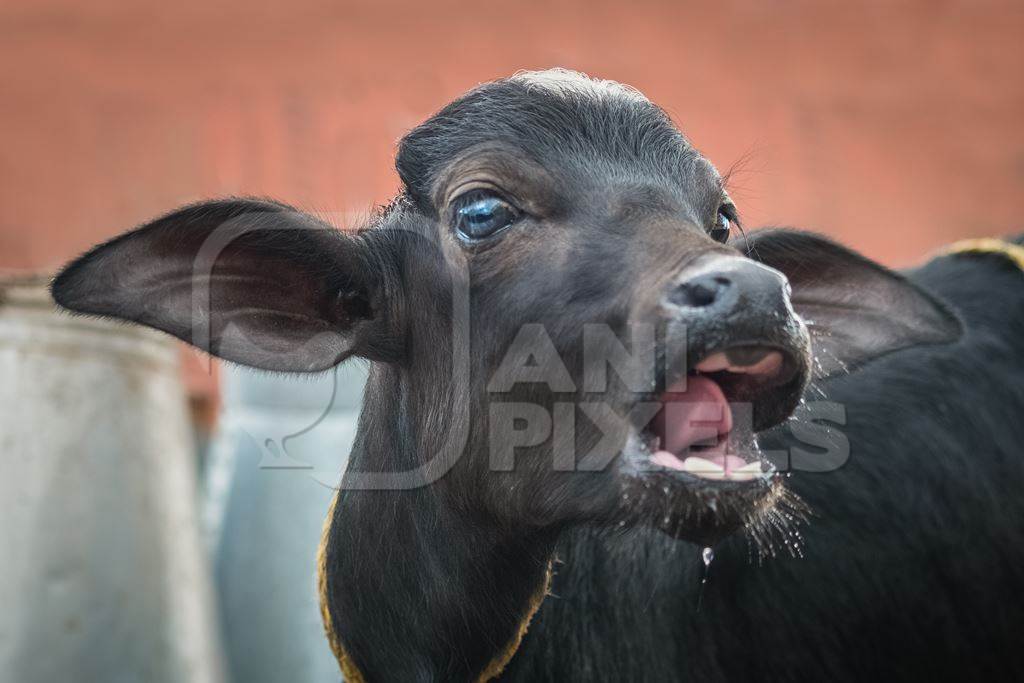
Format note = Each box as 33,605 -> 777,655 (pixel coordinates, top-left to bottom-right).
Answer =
937,237 -> 1024,272
476,561 -> 553,682
316,489 -> 553,682
316,491 -> 365,683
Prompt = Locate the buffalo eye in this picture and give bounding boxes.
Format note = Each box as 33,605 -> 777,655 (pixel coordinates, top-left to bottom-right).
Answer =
452,190 -> 519,240
709,205 -> 734,243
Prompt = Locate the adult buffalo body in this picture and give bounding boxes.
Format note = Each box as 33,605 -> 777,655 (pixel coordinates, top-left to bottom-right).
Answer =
51,70 -> 1023,681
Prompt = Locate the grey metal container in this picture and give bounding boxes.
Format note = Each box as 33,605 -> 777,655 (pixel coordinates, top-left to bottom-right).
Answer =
0,278 -> 226,683
204,359 -> 366,683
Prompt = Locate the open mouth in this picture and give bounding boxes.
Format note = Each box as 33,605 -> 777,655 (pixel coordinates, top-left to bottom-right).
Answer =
615,331 -> 810,544
631,344 -> 800,485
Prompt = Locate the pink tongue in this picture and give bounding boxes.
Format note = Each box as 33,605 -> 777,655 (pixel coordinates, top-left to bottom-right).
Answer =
654,375 -> 744,472
659,375 -> 733,451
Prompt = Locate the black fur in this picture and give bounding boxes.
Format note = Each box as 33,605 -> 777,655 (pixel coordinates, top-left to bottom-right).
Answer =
48,70 -> 1016,681
502,248 -> 1024,681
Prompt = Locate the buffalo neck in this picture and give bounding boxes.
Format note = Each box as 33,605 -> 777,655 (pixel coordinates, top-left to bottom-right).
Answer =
320,364 -> 556,681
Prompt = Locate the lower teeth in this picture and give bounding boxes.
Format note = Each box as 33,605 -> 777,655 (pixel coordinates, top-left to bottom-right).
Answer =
679,456 -> 765,481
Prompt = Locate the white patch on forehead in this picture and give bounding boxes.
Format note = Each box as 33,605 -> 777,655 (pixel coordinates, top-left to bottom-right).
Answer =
510,68 -> 649,104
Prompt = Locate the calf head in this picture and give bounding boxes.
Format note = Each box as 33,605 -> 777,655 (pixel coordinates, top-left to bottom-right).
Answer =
52,69 -> 961,678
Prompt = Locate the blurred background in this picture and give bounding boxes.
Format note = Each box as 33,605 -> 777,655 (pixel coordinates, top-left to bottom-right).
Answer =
1,1 -> 1021,681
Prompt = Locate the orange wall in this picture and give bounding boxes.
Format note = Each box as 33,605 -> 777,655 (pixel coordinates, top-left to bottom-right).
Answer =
3,0 -> 1022,271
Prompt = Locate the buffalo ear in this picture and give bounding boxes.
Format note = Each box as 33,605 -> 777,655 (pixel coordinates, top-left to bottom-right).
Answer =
738,229 -> 962,376
52,198 -> 400,371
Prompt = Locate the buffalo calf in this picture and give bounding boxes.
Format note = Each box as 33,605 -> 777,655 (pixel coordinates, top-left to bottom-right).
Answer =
50,70 -> 1013,682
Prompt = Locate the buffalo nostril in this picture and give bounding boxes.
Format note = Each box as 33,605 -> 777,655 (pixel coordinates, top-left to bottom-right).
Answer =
671,275 -> 731,309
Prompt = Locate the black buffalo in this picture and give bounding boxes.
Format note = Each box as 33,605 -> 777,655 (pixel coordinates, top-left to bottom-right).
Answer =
50,70 -> 1022,681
